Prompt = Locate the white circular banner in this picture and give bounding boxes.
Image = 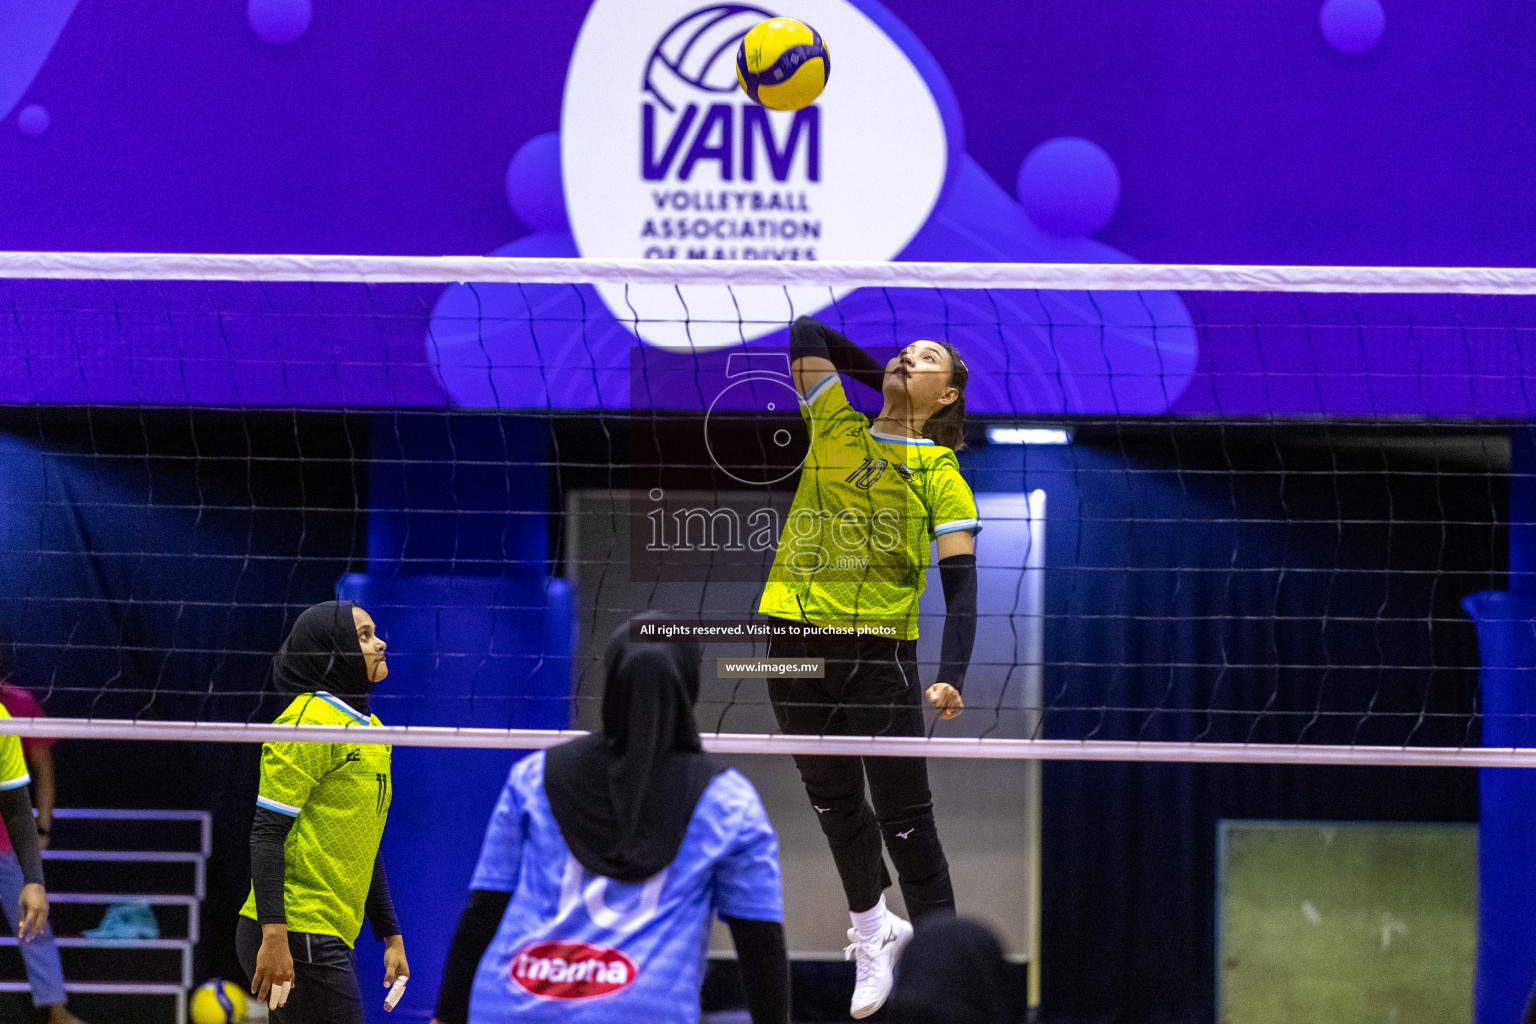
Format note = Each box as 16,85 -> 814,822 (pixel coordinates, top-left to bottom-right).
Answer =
561,0 -> 950,350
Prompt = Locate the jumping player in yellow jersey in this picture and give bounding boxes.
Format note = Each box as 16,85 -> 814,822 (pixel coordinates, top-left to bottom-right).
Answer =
758,317 -> 980,1019
236,601 -> 410,1022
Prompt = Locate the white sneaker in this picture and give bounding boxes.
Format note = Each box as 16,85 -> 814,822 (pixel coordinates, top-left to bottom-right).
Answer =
844,912 -> 913,1019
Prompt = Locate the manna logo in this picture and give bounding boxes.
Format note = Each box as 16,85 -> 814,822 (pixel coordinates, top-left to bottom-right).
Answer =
510,941 -> 638,1001
562,0 -> 954,350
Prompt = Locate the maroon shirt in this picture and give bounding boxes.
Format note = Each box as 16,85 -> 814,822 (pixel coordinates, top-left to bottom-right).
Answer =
0,684 -> 52,855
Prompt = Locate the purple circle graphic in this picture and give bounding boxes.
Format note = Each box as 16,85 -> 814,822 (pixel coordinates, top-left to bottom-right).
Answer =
1319,0 -> 1385,55
16,105 -> 49,138
1016,137 -> 1121,238
247,0 -> 312,45
505,133 -> 568,232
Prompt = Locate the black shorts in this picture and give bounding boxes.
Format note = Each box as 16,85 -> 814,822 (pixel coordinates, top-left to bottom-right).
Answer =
236,916 -> 364,1024
764,618 -> 925,738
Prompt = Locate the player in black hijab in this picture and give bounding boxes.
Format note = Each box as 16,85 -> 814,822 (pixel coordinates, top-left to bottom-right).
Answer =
543,621 -> 726,881
238,600 -> 406,1022
269,600 -> 378,715
430,616 -> 790,1024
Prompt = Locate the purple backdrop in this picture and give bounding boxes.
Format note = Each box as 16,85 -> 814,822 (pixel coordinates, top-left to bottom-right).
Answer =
4,0 -> 1535,415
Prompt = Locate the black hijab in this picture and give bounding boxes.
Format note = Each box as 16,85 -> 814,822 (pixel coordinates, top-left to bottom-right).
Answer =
271,601 -> 374,716
888,917 -> 1012,1024
544,616 -> 726,883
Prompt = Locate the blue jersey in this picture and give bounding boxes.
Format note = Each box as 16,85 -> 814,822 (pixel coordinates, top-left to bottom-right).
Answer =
467,751 -> 783,1024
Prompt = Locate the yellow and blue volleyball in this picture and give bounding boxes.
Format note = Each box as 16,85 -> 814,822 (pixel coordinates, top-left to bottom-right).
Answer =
735,18 -> 830,111
190,978 -> 248,1024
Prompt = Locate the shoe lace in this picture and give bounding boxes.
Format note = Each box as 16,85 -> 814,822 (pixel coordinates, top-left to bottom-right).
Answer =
843,930 -> 883,970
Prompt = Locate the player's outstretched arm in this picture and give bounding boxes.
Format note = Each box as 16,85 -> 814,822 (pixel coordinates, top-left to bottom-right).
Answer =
789,315 -> 887,397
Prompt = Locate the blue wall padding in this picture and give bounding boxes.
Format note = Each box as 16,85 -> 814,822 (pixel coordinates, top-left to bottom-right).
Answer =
1467,427 -> 1536,1023
339,571 -> 573,731
367,414 -> 549,576
1512,428 -> 1536,592
338,571 -> 573,1023
342,414 -> 570,1022
1464,588 -> 1536,1024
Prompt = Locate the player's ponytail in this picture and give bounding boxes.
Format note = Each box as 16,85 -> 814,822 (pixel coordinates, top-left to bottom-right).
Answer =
922,341 -> 969,451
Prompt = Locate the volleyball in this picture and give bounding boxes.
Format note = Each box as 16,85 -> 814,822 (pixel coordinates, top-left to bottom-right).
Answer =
735,18 -> 830,111
189,978 -> 248,1024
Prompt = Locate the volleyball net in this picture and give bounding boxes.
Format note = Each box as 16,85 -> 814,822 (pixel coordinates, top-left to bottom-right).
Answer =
0,251 -> 1533,767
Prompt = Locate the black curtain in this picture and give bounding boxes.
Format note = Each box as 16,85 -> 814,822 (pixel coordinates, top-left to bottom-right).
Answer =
972,426 -> 1497,1023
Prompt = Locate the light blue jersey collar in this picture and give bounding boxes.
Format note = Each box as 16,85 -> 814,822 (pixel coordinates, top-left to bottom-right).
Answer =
868,428 -> 934,446
313,691 -> 370,725
804,374 -> 838,403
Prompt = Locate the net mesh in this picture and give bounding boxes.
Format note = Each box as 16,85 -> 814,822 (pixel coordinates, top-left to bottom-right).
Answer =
0,253 -> 1530,765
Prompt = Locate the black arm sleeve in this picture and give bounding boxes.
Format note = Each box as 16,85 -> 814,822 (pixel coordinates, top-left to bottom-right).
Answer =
937,553 -> 978,692
249,806 -> 295,926
365,847 -> 401,939
724,916 -> 790,1024
434,888 -> 511,1024
0,787 -> 43,886
789,316 -> 886,393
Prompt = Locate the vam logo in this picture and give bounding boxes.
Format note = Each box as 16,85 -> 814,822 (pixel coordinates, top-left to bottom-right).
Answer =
638,7 -> 823,261
562,0 -> 955,350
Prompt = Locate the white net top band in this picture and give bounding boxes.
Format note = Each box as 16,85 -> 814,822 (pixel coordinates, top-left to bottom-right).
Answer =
2,250 -> 1535,294
0,717 -> 1530,769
